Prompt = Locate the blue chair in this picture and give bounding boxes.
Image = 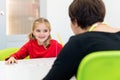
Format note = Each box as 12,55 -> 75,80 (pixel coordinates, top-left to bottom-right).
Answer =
77,51 -> 120,80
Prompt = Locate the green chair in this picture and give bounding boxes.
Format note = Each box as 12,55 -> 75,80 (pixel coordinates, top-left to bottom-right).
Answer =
77,51 -> 120,80
0,48 -> 29,61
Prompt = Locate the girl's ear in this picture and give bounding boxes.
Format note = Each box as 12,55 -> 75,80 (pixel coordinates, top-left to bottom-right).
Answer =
32,31 -> 35,36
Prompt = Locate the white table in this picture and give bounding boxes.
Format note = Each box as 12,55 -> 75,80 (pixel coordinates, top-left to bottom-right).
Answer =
0,58 -> 76,80
0,58 -> 56,80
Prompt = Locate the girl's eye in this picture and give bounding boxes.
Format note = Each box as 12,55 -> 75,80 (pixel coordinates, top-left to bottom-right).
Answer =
44,29 -> 48,32
36,29 -> 40,32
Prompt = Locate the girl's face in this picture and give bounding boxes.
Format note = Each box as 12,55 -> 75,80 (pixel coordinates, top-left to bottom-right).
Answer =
33,23 -> 50,45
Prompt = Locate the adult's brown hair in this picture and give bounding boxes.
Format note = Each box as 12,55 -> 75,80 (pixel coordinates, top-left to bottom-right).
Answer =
69,0 -> 106,29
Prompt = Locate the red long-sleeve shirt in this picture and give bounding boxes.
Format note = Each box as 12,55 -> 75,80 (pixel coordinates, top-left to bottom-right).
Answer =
10,39 -> 62,59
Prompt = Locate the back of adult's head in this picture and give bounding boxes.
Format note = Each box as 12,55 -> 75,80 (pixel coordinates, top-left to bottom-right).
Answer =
69,0 -> 106,29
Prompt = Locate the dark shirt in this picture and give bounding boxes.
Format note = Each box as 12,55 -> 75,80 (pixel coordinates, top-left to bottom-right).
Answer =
43,31 -> 120,80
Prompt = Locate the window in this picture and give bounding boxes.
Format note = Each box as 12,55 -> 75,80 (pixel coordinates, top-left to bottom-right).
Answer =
6,0 -> 40,35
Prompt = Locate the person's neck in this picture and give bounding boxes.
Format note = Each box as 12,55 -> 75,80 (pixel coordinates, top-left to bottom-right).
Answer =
88,22 -> 105,32
75,22 -> 110,35
38,41 -> 44,45
79,22 -> 105,33
87,22 -> 120,33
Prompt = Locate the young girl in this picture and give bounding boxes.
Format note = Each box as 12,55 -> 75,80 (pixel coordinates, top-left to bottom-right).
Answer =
5,17 -> 63,64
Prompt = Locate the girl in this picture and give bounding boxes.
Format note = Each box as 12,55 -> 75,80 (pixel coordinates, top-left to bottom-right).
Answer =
5,18 -> 62,64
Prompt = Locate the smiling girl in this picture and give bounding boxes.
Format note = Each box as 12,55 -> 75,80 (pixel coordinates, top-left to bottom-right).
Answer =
5,18 -> 63,64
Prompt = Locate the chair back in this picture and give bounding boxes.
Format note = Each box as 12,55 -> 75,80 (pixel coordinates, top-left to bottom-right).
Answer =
77,51 -> 120,80
0,48 -> 29,61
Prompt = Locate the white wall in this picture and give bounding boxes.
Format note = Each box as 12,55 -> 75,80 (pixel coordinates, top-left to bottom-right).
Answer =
47,0 -> 73,45
104,0 -> 120,27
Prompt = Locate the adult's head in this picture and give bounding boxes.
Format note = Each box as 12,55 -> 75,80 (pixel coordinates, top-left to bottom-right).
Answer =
69,0 -> 106,31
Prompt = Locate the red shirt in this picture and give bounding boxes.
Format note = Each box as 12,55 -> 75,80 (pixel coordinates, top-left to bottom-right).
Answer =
11,39 -> 62,59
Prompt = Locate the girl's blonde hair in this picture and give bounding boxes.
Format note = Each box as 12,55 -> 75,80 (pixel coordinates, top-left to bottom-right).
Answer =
28,17 -> 52,48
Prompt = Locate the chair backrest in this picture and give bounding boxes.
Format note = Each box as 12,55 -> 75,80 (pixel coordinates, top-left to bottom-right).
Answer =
0,48 -> 29,61
77,51 -> 120,80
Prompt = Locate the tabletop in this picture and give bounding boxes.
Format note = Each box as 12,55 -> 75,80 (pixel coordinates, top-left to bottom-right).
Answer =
0,58 -> 56,80
0,58 -> 76,80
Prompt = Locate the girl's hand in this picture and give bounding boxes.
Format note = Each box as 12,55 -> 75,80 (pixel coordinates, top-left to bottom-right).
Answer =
5,57 -> 18,64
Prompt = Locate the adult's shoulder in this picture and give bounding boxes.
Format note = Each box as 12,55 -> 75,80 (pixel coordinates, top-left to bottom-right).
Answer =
67,32 -> 100,45
71,32 -> 106,40
69,32 -> 91,41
